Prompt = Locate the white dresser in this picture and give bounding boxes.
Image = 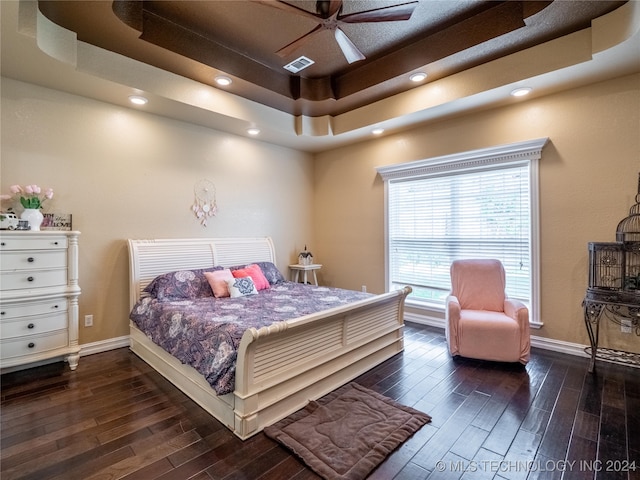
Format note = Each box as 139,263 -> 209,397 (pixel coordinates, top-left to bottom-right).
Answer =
0,231 -> 81,370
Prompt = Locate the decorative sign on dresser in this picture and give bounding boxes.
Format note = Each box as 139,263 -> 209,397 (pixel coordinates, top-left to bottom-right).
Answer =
0,231 -> 81,371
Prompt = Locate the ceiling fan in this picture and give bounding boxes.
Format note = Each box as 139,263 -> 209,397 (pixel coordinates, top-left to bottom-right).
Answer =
254,0 -> 419,64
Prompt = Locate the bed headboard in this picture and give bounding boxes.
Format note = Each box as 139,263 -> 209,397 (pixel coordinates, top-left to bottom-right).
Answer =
128,237 -> 276,308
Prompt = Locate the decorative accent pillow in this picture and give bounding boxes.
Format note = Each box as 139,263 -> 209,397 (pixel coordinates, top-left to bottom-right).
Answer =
230,262 -> 286,285
204,269 -> 234,298
143,267 -> 223,300
255,262 -> 287,285
231,264 -> 270,290
226,276 -> 259,297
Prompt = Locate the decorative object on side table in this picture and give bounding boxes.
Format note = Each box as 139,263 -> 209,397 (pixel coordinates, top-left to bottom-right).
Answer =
0,184 -> 54,231
298,245 -> 313,265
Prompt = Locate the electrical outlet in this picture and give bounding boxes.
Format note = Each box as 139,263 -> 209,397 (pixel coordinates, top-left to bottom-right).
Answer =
84,314 -> 93,327
362,285 -> 367,293
621,319 -> 632,334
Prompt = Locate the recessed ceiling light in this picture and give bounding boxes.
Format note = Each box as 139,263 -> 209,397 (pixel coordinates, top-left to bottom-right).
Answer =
372,128 -> 385,135
409,72 -> 427,82
511,87 -> 532,97
247,128 -> 260,135
128,95 -> 148,105
215,76 -> 232,86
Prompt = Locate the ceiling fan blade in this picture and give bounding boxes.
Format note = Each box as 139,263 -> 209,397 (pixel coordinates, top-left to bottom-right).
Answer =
334,27 -> 365,64
339,1 -> 418,23
316,0 -> 342,18
253,0 -> 322,21
275,24 -> 323,57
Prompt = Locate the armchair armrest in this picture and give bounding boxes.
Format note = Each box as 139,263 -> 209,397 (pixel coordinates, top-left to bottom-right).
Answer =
445,295 -> 461,356
504,298 -> 529,330
446,295 -> 461,318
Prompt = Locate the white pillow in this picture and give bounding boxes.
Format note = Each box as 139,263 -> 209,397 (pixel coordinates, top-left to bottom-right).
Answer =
226,276 -> 258,297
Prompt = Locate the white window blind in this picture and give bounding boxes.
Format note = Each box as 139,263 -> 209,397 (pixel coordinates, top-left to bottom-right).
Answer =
388,165 -> 530,303
377,138 -> 547,324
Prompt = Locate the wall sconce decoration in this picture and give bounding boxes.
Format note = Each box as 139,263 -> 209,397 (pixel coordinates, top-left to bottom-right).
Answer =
192,179 -> 218,227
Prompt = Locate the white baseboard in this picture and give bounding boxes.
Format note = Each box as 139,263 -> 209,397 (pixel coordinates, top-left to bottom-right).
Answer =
529,336 -> 590,358
0,318 -> 596,376
80,335 -> 130,357
404,312 -> 590,359
0,336 -> 131,374
82,327 -> 590,362
405,311 -> 445,330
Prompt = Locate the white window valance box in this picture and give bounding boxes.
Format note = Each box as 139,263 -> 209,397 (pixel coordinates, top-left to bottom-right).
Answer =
376,137 -> 548,328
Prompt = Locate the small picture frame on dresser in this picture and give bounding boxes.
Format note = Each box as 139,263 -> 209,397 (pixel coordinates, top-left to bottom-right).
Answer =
41,213 -> 72,231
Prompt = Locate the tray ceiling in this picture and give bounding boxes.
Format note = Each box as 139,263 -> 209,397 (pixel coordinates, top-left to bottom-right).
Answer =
37,0 -> 625,117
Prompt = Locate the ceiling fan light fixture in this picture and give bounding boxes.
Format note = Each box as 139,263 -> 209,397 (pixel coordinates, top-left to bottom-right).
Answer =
128,95 -> 148,105
511,87 -> 532,97
215,76 -> 232,86
409,72 -> 427,82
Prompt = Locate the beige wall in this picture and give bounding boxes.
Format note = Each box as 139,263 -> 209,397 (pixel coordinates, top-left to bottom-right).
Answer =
314,73 -> 640,352
2,73 -> 639,354
1,78 -> 315,345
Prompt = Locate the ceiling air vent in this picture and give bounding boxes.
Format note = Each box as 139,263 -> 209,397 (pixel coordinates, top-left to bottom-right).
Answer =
283,56 -> 315,74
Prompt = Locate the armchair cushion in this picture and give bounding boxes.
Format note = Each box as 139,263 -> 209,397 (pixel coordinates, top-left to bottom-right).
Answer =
451,259 -> 505,311
457,310 -> 522,362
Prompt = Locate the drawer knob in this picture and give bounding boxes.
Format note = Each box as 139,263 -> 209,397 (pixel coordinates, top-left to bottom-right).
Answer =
27,257 -> 34,263
1,242 -> 5,246
53,242 -> 59,245
0,311 -> 4,316
28,323 -> 35,329
27,276 -> 34,282
28,342 -> 35,348
53,305 -> 59,309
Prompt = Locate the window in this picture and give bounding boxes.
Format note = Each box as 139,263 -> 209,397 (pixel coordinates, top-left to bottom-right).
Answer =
377,138 -> 547,326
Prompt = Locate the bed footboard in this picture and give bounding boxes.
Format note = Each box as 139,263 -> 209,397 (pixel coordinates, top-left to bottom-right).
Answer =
232,286 -> 411,438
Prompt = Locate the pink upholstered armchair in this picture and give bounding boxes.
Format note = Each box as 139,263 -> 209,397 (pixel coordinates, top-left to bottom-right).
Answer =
445,259 -> 530,364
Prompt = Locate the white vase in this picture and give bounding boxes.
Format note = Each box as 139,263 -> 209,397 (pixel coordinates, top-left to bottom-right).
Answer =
21,208 -> 44,231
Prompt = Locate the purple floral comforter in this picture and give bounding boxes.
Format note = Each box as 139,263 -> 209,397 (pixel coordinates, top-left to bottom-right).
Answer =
129,282 -> 371,395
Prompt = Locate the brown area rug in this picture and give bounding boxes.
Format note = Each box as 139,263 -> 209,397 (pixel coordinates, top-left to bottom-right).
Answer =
264,382 -> 431,480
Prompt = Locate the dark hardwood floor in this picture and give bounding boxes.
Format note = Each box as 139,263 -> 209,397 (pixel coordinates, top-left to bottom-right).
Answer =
1,323 -> 638,480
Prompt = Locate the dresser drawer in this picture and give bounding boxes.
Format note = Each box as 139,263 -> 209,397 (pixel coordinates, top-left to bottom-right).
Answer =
0,311 -> 68,339
0,250 -> 67,272
1,331 -> 68,360
0,269 -> 68,291
0,298 -> 68,320
0,236 -> 68,251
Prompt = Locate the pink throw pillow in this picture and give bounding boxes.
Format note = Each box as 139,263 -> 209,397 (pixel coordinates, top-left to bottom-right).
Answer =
204,269 -> 234,298
232,264 -> 270,290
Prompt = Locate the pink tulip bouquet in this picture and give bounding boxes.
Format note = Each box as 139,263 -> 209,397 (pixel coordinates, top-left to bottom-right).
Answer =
2,184 -> 54,210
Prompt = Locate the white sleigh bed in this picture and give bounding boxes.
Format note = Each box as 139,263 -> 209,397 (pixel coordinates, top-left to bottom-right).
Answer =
128,237 -> 411,439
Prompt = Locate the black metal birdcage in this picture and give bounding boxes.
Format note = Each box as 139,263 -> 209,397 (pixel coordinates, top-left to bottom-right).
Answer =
588,174 -> 640,302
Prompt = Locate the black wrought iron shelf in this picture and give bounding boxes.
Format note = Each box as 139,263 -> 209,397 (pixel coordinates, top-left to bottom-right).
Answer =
583,292 -> 640,372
